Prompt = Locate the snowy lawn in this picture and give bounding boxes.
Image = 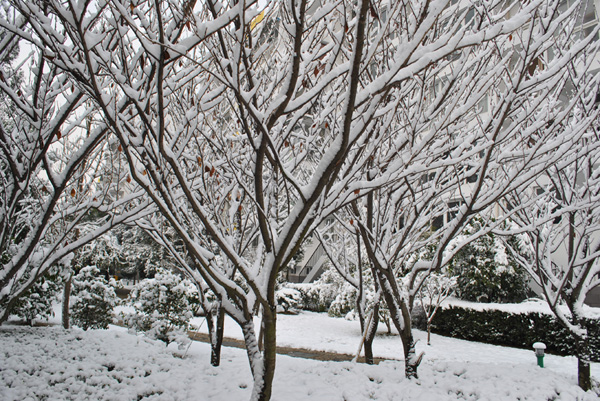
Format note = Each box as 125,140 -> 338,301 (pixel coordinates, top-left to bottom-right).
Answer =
190,310 -> 600,378
0,310 -> 598,400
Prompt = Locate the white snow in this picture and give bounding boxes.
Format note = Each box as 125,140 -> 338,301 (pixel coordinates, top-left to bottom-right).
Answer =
442,297 -> 600,320
1,309 -> 598,400
189,311 -> 600,378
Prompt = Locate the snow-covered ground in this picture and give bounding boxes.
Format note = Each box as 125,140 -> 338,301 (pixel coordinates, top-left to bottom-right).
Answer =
189,310 -> 600,378
1,310 -> 598,400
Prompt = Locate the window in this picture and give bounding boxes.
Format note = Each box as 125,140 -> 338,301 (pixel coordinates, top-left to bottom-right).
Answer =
560,0 -> 598,40
560,0 -> 597,23
447,200 -> 462,223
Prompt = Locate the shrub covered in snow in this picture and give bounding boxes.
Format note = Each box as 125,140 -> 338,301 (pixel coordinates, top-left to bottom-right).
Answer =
70,265 -> 118,330
447,220 -> 529,303
281,268 -> 394,330
10,272 -> 63,325
431,303 -> 600,361
276,288 -> 303,313
327,283 -> 357,318
124,269 -> 200,346
282,271 -> 341,313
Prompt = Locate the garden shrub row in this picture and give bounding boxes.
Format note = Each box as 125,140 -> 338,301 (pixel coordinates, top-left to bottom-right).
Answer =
424,305 -> 600,361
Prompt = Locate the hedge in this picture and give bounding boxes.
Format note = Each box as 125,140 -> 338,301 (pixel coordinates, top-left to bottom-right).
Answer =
424,305 -> 600,361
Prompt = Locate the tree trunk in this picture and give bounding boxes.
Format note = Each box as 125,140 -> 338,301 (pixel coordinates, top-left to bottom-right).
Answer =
400,297 -> 423,378
210,306 -> 225,367
363,304 -> 380,365
375,271 -> 423,378
258,306 -> 277,401
383,296 -> 422,378
384,318 -> 391,334
355,271 -> 379,364
403,332 -> 422,379
576,337 -> 592,391
257,312 -> 264,352
241,320 -> 265,400
578,357 -> 591,391
62,274 -> 72,329
0,298 -> 15,324
427,321 -> 431,346
241,306 -> 277,401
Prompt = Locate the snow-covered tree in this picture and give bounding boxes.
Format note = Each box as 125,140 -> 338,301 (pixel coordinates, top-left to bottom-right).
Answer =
0,7 -> 150,321
124,268 -> 199,346
498,117 -> 600,390
346,0 -> 600,378
416,272 -> 456,345
78,230 -> 125,279
70,265 -> 118,330
120,225 -> 177,281
6,0 -> 600,398
317,222 -> 384,364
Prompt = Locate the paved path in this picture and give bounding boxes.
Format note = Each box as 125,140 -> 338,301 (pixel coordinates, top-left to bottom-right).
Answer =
187,331 -> 394,364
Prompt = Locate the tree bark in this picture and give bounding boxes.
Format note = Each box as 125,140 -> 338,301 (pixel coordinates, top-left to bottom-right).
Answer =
355,229 -> 381,364
375,271 -> 423,378
403,332 -> 422,379
578,357 -> 591,391
576,337 -> 592,391
427,321 -> 431,346
241,320 -> 265,401
210,306 -> 225,367
258,306 -> 277,401
385,298 -> 422,378
241,305 -> 277,401
62,274 -> 72,329
363,303 -> 380,365
0,297 -> 17,324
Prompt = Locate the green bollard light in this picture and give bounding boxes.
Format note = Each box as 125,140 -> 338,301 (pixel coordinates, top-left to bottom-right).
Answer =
533,342 -> 546,368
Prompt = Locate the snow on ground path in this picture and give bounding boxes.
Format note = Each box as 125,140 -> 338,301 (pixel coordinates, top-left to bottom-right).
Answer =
190,310 -> 600,381
1,324 -> 598,401
187,330 -> 391,363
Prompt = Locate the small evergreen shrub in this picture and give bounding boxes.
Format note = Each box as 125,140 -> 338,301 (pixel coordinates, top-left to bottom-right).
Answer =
124,269 -> 199,346
70,265 -> 118,330
411,304 -> 428,331
10,272 -> 63,325
447,220 -> 529,303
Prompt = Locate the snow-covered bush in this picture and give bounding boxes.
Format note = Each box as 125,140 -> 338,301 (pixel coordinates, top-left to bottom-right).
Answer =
276,288 -> 303,313
328,282 -> 357,318
124,269 -> 199,346
70,266 -> 118,330
447,220 -> 529,303
281,270 -> 341,312
10,272 -> 63,325
284,283 -> 327,312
